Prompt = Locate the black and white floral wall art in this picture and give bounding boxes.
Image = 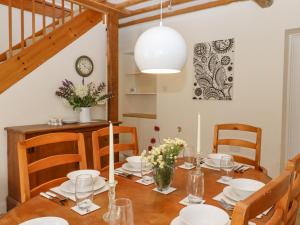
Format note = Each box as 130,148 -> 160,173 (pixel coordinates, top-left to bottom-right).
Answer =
193,38 -> 235,100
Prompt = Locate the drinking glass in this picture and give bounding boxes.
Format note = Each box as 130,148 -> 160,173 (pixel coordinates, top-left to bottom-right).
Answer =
220,155 -> 234,182
109,198 -> 134,225
186,171 -> 204,203
75,174 -> 94,212
183,147 -> 195,168
141,159 -> 153,183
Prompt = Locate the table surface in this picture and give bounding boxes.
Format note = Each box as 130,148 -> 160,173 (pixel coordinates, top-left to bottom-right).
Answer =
0,163 -> 271,225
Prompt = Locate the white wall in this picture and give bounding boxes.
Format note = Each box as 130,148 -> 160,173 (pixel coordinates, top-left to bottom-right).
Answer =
0,7 -> 107,212
119,0 -> 300,178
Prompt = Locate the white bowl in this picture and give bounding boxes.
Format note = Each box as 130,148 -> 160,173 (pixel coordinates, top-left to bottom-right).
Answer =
207,153 -> 231,166
229,178 -> 265,200
67,169 -> 100,184
179,204 -> 229,225
126,156 -> 143,169
20,217 -> 69,225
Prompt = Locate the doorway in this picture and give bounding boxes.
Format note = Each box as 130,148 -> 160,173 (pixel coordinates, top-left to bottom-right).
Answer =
282,29 -> 300,169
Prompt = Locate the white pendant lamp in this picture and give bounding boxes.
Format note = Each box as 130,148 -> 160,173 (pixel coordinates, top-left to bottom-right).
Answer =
134,0 -> 187,74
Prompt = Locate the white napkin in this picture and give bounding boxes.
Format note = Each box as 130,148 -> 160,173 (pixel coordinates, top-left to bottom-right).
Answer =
71,202 -> 101,215
153,187 -> 176,195
51,183 -> 109,202
136,176 -> 154,185
178,164 -> 195,170
179,196 -> 205,206
115,167 -> 152,178
217,177 -> 232,185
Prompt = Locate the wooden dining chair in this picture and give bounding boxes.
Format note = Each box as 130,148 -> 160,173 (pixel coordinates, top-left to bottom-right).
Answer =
231,171 -> 292,225
285,153 -> 300,225
18,132 -> 87,203
92,126 -> 139,171
213,123 -> 263,171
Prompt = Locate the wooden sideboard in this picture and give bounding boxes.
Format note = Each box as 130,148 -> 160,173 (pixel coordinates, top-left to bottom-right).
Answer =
5,121 -> 120,210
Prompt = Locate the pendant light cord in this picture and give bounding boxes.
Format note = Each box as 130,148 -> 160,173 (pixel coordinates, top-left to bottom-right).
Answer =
160,0 -> 163,26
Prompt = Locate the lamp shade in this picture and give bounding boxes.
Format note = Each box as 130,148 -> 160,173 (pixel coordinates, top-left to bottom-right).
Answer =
134,25 -> 187,74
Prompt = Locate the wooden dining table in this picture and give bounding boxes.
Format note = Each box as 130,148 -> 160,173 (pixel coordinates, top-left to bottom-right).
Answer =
0,162 -> 271,225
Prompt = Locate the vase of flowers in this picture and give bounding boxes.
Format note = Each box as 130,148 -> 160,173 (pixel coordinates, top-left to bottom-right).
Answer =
55,79 -> 112,123
142,137 -> 187,191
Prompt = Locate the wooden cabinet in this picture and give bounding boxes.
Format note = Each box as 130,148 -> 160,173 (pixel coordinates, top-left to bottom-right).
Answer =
5,121 -> 120,210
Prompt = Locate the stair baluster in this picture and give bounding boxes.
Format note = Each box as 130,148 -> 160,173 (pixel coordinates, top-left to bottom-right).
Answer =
32,0 -> 36,43
8,0 -> 12,57
43,0 -> 46,36
21,0 -> 25,49
52,0 -> 56,30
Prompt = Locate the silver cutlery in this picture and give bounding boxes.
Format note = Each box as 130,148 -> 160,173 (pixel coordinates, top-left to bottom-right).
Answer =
115,171 -> 133,178
233,165 -> 244,172
219,199 -> 234,211
40,192 -> 65,206
46,191 -> 67,203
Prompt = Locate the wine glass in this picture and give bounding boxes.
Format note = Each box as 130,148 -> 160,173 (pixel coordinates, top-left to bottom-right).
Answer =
183,147 -> 195,168
75,174 -> 94,212
220,155 -> 234,182
186,171 -> 204,204
109,198 -> 134,225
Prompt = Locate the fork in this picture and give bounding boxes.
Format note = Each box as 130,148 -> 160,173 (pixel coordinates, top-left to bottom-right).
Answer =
46,191 -> 67,203
40,192 -> 65,206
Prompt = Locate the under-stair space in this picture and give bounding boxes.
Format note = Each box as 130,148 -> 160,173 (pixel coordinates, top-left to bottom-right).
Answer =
0,0 -> 103,93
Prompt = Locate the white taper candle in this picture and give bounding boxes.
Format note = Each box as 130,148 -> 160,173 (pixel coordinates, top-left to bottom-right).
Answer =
196,113 -> 201,154
109,121 -> 114,184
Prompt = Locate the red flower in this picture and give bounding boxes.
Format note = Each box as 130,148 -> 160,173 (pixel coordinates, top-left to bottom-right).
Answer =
148,146 -> 153,151
150,138 -> 156,144
154,126 -> 160,132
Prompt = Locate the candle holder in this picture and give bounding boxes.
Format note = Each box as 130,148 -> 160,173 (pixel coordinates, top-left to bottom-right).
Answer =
196,152 -> 202,171
102,180 -> 118,222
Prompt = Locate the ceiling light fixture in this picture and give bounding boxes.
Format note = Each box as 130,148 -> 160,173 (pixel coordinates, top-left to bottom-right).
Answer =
134,0 -> 187,74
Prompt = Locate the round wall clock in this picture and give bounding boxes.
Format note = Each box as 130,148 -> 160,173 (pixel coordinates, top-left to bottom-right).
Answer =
75,55 -> 94,77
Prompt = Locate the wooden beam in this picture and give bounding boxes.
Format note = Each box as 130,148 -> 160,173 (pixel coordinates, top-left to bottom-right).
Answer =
69,0 -> 130,15
0,0 -> 69,18
116,0 -> 148,9
253,0 -> 273,8
107,12 -> 119,122
120,0 -> 241,28
121,0 -> 194,18
0,10 -> 102,94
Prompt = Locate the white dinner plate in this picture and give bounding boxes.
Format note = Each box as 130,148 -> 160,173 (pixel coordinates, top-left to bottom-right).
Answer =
20,217 -> 69,225
62,119 -> 78,124
121,163 -> 151,173
59,176 -> 105,194
170,216 -> 183,225
179,204 -> 229,225
223,186 -> 243,202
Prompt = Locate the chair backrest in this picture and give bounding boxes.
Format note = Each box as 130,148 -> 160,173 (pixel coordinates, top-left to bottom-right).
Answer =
213,123 -> 262,170
285,153 -> 300,225
18,132 -> 87,202
92,126 -> 139,171
231,171 -> 291,225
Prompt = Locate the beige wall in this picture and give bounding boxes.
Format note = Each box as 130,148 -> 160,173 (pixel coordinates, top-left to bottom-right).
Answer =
119,0 -> 300,178
0,9 -> 107,212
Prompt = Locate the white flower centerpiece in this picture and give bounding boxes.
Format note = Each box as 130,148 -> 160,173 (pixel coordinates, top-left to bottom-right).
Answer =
56,79 -> 112,123
142,137 -> 187,191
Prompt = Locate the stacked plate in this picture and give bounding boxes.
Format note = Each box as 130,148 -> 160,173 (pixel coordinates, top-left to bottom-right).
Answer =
171,205 -> 230,225
205,153 -> 236,168
59,170 -> 105,194
222,178 -> 265,203
122,156 -> 152,173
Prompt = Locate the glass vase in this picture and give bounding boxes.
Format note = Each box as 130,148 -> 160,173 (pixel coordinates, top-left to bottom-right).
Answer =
153,165 -> 175,191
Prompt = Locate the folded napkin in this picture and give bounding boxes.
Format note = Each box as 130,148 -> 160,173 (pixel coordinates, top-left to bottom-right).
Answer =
51,183 -> 109,202
179,196 -> 205,206
153,187 -> 176,195
178,164 -> 195,170
136,176 -> 154,186
115,167 -> 151,178
71,202 -> 101,216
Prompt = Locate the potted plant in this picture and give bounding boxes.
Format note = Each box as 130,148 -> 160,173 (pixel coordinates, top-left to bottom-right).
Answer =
55,79 -> 112,123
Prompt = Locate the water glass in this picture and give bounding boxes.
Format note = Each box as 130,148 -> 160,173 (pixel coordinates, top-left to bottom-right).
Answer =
220,155 -> 234,182
109,198 -> 134,225
75,174 -> 94,211
186,171 -> 204,203
183,147 -> 195,168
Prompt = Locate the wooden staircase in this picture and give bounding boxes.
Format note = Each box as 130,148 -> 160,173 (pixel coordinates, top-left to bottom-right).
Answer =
0,0 -> 102,93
